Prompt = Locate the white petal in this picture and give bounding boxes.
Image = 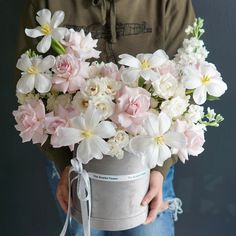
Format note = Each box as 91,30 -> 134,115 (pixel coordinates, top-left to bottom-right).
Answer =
144,114 -> 160,136
94,121 -> 116,139
52,28 -> 68,41
129,135 -> 154,157
164,132 -> 186,149
140,69 -> 157,81
183,67 -> 202,89
37,35 -> 52,53
207,80 -> 227,97
156,144 -> 172,166
25,27 -> 44,38
158,112 -> 171,134
77,140 -> 93,163
118,54 -> 141,68
149,49 -> 169,67
121,69 -> 140,84
16,54 -> 32,71
34,74 -> 52,93
69,116 -> 86,130
36,9 -> 52,26
193,86 -> 207,105
51,10 -> 65,28
90,136 -> 110,156
56,127 -> 83,146
37,55 -> 55,72
85,105 -> 102,129
16,75 -> 35,94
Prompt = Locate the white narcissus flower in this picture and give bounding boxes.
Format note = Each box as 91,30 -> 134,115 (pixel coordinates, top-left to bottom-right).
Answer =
118,50 -> 168,84
183,62 -> 227,105
16,54 -> 55,94
53,105 -> 116,164
25,9 -> 68,53
129,113 -> 186,168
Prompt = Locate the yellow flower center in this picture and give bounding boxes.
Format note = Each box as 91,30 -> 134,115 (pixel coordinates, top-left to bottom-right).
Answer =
154,135 -> 165,145
81,130 -> 92,139
201,75 -> 211,85
141,60 -> 151,70
27,65 -> 38,75
41,24 -> 52,35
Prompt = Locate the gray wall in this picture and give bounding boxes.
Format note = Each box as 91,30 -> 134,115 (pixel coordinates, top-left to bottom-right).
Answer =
1,0 -> 235,235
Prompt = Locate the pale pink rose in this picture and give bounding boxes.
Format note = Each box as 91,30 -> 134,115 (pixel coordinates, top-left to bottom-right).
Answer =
174,120 -> 205,163
13,100 -> 47,144
101,62 -> 121,81
62,29 -> 100,60
112,86 -> 151,135
48,105 -> 79,148
52,54 -> 89,93
153,60 -> 179,79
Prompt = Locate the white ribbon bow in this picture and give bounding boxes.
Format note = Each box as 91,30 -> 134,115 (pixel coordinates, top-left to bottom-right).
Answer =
60,158 -> 91,236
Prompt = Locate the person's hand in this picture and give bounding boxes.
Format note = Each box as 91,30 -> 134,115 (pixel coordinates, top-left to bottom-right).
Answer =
142,170 -> 169,224
56,165 -> 71,213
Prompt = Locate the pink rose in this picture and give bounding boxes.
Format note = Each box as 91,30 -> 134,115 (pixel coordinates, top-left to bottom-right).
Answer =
112,86 -> 151,135
52,54 -> 89,93
47,106 -> 78,148
62,29 -> 100,60
174,120 -> 205,163
13,100 -> 47,145
101,62 -> 121,81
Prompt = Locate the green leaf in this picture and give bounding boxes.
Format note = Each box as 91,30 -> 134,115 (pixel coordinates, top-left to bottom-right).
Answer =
207,94 -> 220,101
186,89 -> 195,95
138,76 -> 145,87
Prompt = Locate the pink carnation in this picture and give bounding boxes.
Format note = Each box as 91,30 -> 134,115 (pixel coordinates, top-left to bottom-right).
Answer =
174,120 -> 205,163
52,54 -> 89,93
13,100 -> 47,145
112,86 -> 151,135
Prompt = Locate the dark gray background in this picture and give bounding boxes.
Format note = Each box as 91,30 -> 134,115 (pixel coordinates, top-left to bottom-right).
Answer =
1,0 -> 235,235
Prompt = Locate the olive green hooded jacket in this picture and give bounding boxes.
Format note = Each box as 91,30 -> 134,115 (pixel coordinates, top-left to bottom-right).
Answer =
16,0 -> 195,177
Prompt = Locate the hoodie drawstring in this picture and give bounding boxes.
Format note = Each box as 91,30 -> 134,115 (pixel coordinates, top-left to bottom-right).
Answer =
92,0 -> 117,43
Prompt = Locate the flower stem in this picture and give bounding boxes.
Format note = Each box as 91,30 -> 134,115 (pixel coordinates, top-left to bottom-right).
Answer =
51,39 -> 66,55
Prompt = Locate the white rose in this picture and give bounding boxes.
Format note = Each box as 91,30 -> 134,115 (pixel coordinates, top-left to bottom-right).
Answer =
81,78 -> 106,97
89,96 -> 115,119
185,105 -> 204,123
152,73 -> 178,99
72,92 -> 89,112
161,96 -> 189,118
101,77 -> 121,98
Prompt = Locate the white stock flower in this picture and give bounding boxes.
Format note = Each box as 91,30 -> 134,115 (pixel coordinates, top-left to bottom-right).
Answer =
129,112 -> 186,168
184,105 -> 204,123
112,130 -> 130,147
206,107 -> 216,121
160,96 -> 189,118
25,9 -> 67,53
54,105 -> 116,164
107,141 -> 125,159
16,92 -> 40,104
152,73 -> 178,99
89,96 -> 115,119
118,50 -> 168,84
16,54 -> 55,94
175,38 -> 209,66
183,62 -> 228,105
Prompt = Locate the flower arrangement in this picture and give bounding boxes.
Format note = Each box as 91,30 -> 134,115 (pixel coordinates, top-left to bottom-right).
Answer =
13,10 -> 227,169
